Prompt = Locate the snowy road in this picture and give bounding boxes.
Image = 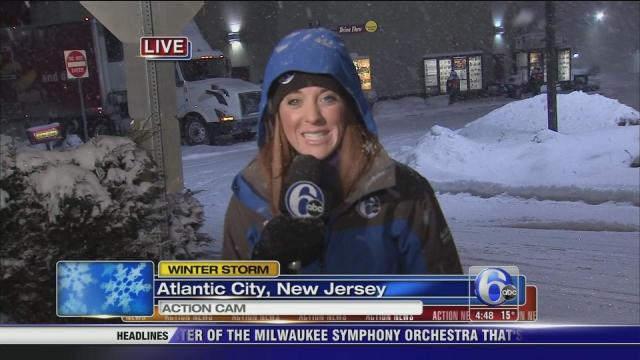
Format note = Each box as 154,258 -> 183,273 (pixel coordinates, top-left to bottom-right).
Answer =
181,93 -> 639,324
453,225 -> 639,324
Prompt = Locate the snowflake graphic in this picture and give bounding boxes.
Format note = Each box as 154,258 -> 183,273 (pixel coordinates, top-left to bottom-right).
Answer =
61,294 -> 88,315
100,263 -> 152,313
59,262 -> 95,297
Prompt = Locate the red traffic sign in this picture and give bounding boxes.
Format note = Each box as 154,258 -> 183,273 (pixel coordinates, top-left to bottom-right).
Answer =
64,49 -> 89,79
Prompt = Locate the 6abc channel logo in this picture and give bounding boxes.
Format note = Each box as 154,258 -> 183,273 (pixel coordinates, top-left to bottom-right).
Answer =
285,181 -> 325,218
474,267 -> 518,306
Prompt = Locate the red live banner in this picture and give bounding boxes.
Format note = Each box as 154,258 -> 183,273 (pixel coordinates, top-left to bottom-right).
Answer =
140,37 -> 191,60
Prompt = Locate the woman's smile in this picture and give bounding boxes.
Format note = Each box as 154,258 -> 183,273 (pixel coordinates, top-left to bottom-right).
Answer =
278,86 -> 347,160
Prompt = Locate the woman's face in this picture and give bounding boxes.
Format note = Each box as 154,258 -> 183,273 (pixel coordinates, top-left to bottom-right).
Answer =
278,86 -> 348,160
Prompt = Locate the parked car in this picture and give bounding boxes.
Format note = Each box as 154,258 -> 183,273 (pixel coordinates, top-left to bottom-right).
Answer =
573,74 -> 601,92
571,67 -> 601,92
503,74 -> 529,99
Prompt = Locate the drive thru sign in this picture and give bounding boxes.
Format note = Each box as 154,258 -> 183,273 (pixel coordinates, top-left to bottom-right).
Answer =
64,49 -> 89,79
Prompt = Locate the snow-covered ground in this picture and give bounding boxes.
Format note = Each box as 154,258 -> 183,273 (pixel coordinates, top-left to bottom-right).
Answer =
183,93 -> 640,246
411,92 -> 639,204
597,71 -> 640,111
182,94 -> 522,245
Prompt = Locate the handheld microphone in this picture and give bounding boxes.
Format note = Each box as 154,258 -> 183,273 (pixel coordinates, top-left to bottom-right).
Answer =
280,154 -> 327,218
251,155 -> 329,273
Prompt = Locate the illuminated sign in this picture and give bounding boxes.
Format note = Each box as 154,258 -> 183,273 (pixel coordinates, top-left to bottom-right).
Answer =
34,129 -> 60,141
338,20 -> 378,34
26,122 -> 63,145
338,25 -> 364,34
353,57 -> 372,90
453,56 -> 467,70
140,37 -> 192,60
365,20 -> 378,33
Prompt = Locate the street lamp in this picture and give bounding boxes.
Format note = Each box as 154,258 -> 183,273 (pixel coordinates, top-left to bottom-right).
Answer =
227,32 -> 240,44
595,11 -> 605,21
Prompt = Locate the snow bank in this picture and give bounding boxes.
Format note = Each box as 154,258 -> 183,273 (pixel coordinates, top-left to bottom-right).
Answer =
411,92 -> 640,204
459,92 -> 639,140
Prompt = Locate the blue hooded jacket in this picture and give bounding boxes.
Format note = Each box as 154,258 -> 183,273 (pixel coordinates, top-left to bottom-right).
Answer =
223,28 -> 462,275
257,27 -> 377,147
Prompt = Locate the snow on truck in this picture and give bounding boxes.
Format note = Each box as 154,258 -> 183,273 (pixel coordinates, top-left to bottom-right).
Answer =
0,19 -> 261,145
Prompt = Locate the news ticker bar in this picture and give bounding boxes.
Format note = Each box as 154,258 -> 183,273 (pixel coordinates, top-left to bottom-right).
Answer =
1,325 -> 638,344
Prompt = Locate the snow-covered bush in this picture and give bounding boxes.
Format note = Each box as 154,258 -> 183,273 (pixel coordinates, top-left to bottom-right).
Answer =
0,135 -> 212,323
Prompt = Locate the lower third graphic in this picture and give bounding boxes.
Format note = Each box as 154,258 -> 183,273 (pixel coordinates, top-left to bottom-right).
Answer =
57,261 -> 154,317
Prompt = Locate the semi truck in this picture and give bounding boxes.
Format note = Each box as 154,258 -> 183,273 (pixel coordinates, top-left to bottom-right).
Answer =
0,19 -> 261,145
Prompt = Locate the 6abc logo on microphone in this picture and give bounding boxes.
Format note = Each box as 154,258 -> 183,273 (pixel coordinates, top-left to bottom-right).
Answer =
285,181 -> 325,218
469,266 -> 520,321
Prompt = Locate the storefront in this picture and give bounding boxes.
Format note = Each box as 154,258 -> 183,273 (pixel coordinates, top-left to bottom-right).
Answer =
423,51 -> 484,96
351,55 -> 378,103
515,48 -> 572,84
352,56 -> 372,91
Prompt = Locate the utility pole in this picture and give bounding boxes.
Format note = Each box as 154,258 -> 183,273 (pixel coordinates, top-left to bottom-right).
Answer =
546,1 -> 558,132
81,1 -> 202,252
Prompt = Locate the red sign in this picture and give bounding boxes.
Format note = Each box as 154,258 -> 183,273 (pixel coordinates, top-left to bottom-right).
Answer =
140,37 -> 191,60
64,49 -> 89,79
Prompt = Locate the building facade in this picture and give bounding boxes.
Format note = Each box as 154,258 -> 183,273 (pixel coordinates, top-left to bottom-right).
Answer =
195,1 -> 514,99
30,2 -> 622,99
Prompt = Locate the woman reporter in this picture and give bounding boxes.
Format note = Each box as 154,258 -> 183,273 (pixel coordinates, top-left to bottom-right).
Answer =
223,28 -> 462,274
